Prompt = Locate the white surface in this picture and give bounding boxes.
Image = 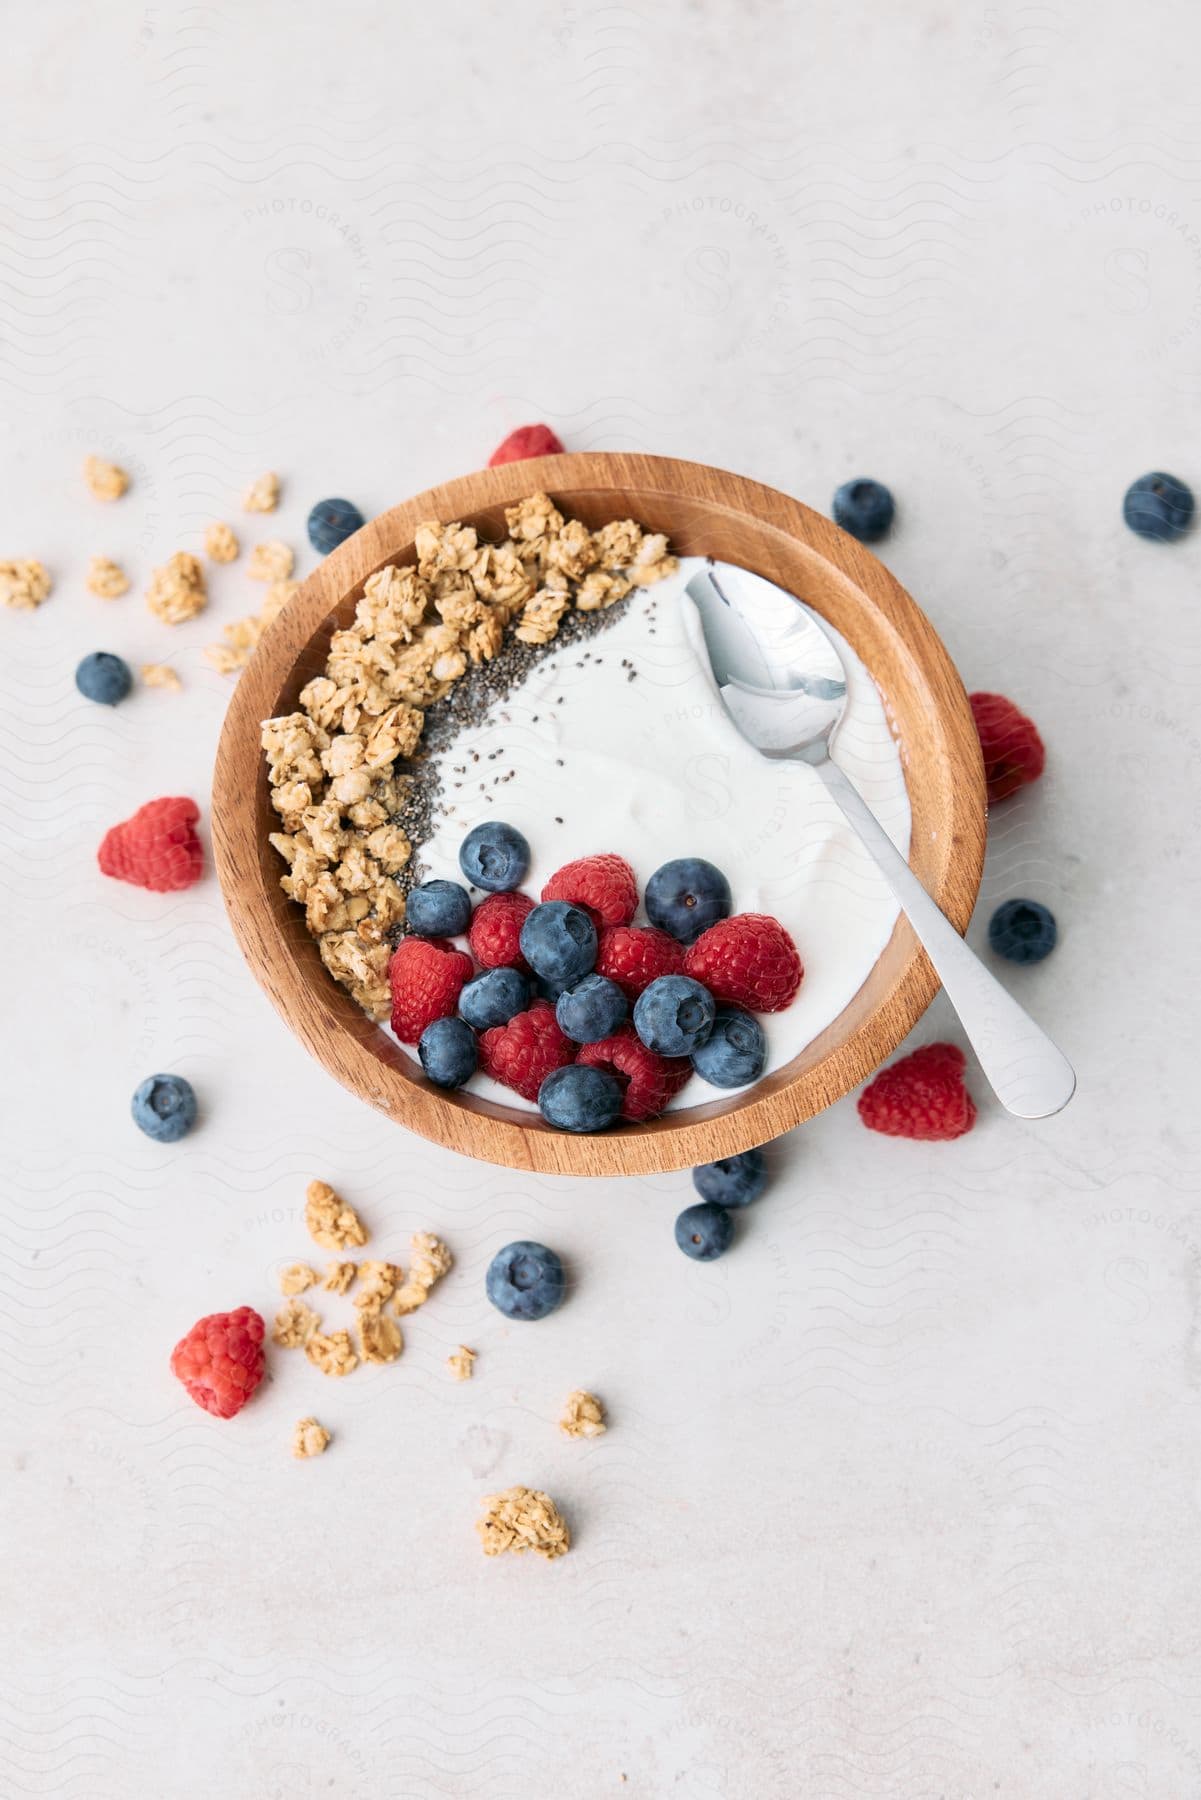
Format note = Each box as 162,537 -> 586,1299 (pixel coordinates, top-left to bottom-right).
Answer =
3,3 -> 1201,1795
407,558 -> 909,1108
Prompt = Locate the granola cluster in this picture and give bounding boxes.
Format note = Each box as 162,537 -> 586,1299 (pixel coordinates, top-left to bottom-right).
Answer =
83,455 -> 129,502
447,1346 -> 476,1381
1,559 -> 52,611
271,1180 -> 452,1397
262,495 -> 676,1017
205,579 -> 297,674
146,550 -> 207,624
205,520 -> 240,564
243,470 -> 280,513
248,538 -> 294,583
559,1389 -> 607,1439
476,1487 -> 571,1560
87,555 -> 129,599
292,1417 -> 330,1459
140,662 -> 181,691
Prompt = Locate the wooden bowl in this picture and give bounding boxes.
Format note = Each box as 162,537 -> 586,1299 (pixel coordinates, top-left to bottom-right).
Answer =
213,453 -> 985,1176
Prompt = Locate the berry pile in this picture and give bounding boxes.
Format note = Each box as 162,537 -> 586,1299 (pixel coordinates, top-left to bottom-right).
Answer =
391,834 -> 804,1131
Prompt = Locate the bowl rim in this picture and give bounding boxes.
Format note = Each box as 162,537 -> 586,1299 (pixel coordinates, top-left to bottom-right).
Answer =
212,451 -> 986,1175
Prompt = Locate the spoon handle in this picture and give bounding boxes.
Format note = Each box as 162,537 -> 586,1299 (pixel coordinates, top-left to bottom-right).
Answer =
814,757 -> 1076,1119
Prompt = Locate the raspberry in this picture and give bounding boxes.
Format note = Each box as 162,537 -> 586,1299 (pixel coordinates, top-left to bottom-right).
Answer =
594,925 -> 685,999
684,914 -> 802,1012
857,1042 -> 977,1142
468,890 -> 535,970
97,796 -> 203,893
541,853 -> 638,928
389,936 -> 473,1043
487,424 -> 565,467
577,1024 -> 692,1121
170,1306 -> 266,1419
479,1001 -> 574,1101
969,692 -> 1046,806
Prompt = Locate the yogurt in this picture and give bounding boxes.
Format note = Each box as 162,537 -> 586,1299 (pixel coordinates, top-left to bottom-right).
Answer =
393,557 -> 910,1112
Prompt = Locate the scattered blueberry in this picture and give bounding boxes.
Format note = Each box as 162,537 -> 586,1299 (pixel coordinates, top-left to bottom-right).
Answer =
459,820 -> 530,892
691,1006 -> 766,1088
633,975 -> 715,1057
131,1073 -> 197,1143
645,857 -> 732,945
675,1202 -> 734,1261
1122,471 -> 1194,543
76,651 -> 132,706
519,900 -> 597,986
832,477 -> 895,543
486,1240 -> 566,1321
307,497 -> 365,556
405,879 -> 472,938
988,898 -> 1058,966
692,1148 -> 767,1208
418,1016 -> 478,1089
555,973 -> 628,1043
538,1064 -> 624,1132
460,966 -> 530,1030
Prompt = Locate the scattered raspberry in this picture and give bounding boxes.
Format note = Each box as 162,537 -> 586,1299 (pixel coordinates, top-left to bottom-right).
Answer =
468,890 -> 536,970
542,854 -> 638,928
479,1001 -> 574,1101
97,796 -> 203,893
389,936 -> 473,1043
577,1024 -> 691,1121
170,1306 -> 266,1419
594,924 -> 686,999
969,692 -> 1046,806
684,913 -> 802,1012
487,424 -> 566,467
857,1042 -> 977,1141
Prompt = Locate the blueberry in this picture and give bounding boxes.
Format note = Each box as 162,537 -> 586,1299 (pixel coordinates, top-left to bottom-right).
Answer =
988,898 -> 1057,966
307,497 -> 365,556
692,1148 -> 768,1208
675,1202 -> 734,1261
832,478 -> 895,544
418,1016 -> 478,1088
538,1064 -> 624,1132
644,857 -> 732,945
131,1073 -> 197,1143
459,821 -> 530,893
633,974 -> 715,1057
75,651 -> 132,706
691,1006 -> 766,1088
485,1240 -> 566,1321
405,879 -> 472,938
1123,471 -> 1194,542
519,900 -> 597,985
460,966 -> 530,1030
555,973 -> 628,1043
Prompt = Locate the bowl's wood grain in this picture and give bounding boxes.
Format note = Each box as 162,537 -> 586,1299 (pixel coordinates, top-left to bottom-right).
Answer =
213,453 -> 986,1175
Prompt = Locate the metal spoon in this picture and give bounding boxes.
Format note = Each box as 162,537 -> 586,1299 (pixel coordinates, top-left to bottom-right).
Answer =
684,565 -> 1075,1120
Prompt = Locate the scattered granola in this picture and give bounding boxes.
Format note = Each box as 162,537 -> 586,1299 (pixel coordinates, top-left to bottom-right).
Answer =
353,1260 -> 401,1313
205,520 -> 240,563
248,539 -> 294,583
146,551 -> 207,624
559,1389 -> 607,1439
243,471 -> 280,513
358,1312 -> 403,1364
306,1328 -> 357,1377
477,1487 -> 570,1560
292,1417 -> 331,1459
84,455 -> 129,502
272,1298 -> 320,1349
1,559 -> 52,611
205,576 -> 297,675
141,662 -> 182,691
447,1346 -> 476,1382
279,1262 -> 319,1296
87,555 -> 129,599
323,1260 -> 357,1294
394,1231 -> 453,1314
261,495 -> 676,1018
305,1179 -> 368,1250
